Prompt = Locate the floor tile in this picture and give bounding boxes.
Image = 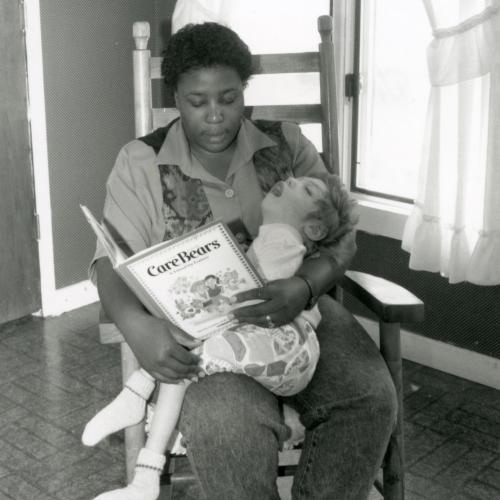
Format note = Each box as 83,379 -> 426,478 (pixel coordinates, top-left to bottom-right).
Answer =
0,473 -> 56,500
0,304 -> 499,500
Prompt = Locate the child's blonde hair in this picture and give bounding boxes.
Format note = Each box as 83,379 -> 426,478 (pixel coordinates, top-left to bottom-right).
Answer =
304,173 -> 359,259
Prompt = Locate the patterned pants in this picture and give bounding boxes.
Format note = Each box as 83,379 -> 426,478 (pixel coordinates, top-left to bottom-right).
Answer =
194,319 -> 319,396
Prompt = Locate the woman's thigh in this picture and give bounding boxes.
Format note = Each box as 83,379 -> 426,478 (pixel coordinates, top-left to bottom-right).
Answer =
284,295 -> 397,499
178,372 -> 288,500
286,294 -> 396,427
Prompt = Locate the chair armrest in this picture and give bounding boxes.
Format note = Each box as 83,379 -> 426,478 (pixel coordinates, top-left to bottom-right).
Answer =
99,270 -> 424,343
339,270 -> 425,324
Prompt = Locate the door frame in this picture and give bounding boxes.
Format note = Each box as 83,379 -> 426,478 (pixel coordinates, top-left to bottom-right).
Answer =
24,0 -> 98,317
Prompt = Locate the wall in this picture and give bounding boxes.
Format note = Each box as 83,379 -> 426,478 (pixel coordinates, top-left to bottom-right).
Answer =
350,231 -> 500,359
39,0 -> 158,289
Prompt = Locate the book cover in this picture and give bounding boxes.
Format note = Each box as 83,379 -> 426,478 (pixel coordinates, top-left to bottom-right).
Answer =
81,206 -> 263,340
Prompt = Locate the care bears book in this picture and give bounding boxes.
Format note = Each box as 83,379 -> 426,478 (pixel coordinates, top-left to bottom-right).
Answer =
81,206 -> 263,340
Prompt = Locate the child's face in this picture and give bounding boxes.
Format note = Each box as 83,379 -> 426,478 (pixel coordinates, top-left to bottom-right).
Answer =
261,177 -> 328,227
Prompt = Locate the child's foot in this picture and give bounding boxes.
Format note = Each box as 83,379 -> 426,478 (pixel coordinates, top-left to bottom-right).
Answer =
94,448 -> 165,500
82,370 -> 155,446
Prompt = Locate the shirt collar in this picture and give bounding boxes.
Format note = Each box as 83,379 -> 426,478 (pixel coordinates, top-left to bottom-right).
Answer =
156,118 -> 277,171
236,118 -> 277,164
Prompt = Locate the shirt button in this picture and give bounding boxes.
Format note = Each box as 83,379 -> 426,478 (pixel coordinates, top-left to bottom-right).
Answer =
235,232 -> 246,243
225,188 -> 235,198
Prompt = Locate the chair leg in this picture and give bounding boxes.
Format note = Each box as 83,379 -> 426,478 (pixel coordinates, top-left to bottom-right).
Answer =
379,321 -> 405,500
121,342 -> 147,482
158,455 -> 176,500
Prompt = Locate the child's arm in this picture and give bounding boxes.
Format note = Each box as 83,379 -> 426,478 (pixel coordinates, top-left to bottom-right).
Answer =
96,258 -> 200,384
248,233 -> 306,281
296,230 -> 357,304
232,230 -> 356,328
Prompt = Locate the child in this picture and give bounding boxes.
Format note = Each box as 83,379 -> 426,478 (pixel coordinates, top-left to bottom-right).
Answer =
84,173 -> 357,500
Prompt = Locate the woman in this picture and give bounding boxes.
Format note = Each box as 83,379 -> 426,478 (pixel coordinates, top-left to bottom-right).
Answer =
92,22 -> 396,500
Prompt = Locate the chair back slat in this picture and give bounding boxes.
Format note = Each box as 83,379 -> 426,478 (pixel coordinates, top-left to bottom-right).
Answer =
150,57 -> 163,79
245,104 -> 322,123
152,105 -> 322,129
252,52 -> 320,74
150,52 -> 321,80
152,108 -> 180,129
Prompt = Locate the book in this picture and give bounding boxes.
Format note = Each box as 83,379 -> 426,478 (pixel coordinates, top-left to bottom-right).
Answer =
80,206 -> 263,340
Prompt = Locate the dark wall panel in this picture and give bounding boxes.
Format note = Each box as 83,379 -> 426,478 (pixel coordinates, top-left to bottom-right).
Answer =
39,0 -> 156,288
351,231 -> 500,359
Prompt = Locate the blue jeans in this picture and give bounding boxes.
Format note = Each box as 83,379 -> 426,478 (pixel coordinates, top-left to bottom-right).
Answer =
178,295 -> 397,499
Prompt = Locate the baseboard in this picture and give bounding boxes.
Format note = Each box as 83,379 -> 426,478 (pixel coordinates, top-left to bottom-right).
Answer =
35,280 -> 99,317
356,316 -> 500,390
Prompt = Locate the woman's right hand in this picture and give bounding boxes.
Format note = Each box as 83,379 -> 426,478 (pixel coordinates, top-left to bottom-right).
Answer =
132,315 -> 201,384
96,258 -> 201,384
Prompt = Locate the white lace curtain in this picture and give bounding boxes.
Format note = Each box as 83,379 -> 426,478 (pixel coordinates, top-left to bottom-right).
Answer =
402,0 -> 500,285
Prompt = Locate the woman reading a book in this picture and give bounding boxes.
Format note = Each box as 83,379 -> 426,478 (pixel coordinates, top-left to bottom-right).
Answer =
90,22 -> 397,500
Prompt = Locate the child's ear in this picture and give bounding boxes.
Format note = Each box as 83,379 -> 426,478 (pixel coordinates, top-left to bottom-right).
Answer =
303,218 -> 328,242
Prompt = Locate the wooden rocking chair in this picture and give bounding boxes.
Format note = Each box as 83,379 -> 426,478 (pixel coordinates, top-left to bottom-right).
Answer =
99,15 -> 424,500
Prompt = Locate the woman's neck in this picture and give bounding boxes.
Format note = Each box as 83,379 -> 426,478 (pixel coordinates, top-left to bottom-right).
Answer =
191,143 -> 236,182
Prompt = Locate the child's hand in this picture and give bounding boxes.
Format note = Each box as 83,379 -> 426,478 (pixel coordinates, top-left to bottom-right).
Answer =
230,277 -> 310,328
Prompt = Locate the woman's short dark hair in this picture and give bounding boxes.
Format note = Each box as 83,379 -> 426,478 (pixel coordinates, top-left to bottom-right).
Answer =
162,23 -> 253,95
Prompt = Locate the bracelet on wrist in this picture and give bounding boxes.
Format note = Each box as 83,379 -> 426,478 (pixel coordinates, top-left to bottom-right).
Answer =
296,274 -> 319,310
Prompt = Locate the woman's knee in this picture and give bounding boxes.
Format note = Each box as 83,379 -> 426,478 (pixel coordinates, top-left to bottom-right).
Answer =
365,370 -> 398,431
178,372 -> 288,446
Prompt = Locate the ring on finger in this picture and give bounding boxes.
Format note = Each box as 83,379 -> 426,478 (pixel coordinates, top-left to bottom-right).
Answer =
265,314 -> 275,328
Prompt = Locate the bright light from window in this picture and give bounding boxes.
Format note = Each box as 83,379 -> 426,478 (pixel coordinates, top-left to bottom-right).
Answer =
356,0 -> 430,200
239,0 -> 329,152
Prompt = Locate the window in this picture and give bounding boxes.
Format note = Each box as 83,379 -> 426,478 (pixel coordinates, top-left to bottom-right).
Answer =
350,0 -> 430,203
240,0 -> 331,153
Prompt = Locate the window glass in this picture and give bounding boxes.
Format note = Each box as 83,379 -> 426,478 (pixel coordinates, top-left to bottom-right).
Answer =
234,0 -> 330,152
355,0 -> 430,200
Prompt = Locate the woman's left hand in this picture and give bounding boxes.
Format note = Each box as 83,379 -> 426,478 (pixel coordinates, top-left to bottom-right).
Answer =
231,277 -> 310,328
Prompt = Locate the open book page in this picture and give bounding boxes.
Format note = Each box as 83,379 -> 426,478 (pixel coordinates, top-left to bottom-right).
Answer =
121,221 -> 263,340
81,208 -> 263,340
80,205 -> 127,267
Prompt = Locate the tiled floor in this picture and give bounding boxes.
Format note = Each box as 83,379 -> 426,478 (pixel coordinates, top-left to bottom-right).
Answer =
0,303 -> 499,500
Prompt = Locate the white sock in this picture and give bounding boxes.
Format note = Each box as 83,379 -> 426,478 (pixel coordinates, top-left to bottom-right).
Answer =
93,448 -> 166,500
82,369 -> 155,446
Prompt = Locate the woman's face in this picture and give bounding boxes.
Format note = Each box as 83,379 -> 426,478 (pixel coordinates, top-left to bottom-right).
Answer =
174,65 -> 245,155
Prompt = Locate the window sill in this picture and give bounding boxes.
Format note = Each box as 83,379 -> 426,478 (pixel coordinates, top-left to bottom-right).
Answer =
352,193 -> 412,241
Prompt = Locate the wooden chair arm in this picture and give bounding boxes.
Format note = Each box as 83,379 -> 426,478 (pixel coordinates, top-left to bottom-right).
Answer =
340,270 -> 425,324
99,271 -> 425,345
